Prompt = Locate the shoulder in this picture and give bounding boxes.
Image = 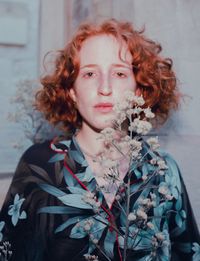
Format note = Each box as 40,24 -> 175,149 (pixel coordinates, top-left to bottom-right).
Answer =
14,136 -> 73,179
157,149 -> 181,176
14,139 -> 59,179
22,140 -> 53,163
157,149 -> 184,195
19,137 -> 71,167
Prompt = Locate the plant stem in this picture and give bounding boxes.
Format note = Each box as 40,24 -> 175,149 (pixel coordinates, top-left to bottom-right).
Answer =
123,174 -> 131,261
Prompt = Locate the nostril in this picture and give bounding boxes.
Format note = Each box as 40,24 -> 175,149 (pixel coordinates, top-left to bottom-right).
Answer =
98,86 -> 112,96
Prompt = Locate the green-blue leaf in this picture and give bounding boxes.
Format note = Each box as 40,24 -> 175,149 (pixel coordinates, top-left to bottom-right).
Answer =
175,213 -> 183,228
38,183 -> 66,197
82,166 -> 94,182
58,194 -> 93,209
175,197 -> 182,211
48,154 -> 65,163
170,221 -> 186,238
63,167 -> 76,187
29,164 -> 52,184
67,186 -> 86,194
180,209 -> 186,219
69,150 -> 85,164
104,230 -> 116,258
55,215 -> 88,233
37,206 -> 84,215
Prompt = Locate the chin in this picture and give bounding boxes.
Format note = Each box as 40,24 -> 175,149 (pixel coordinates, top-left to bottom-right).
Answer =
88,121 -> 114,132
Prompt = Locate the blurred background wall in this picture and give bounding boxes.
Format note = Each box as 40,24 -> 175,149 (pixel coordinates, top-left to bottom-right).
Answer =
0,0 -> 200,227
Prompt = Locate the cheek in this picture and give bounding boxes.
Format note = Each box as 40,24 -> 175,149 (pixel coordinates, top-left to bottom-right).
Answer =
114,80 -> 136,94
76,91 -> 94,107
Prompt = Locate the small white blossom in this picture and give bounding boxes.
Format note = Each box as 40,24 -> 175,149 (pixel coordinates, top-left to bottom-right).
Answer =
113,101 -> 130,113
83,219 -> 94,232
150,192 -> 156,200
124,90 -> 136,102
165,194 -> 173,201
126,108 -> 135,116
158,185 -> 169,196
147,222 -> 155,230
139,197 -> 155,208
102,158 -> 118,169
138,198 -> 150,205
129,139 -> 142,151
134,96 -> 145,106
157,160 -> 168,170
146,137 -> 160,151
128,212 -> 137,221
142,175 -> 148,181
162,240 -> 170,247
129,118 -> 152,135
116,112 -> 127,125
82,192 -> 101,209
84,254 -> 99,261
144,107 -> 155,119
150,158 -> 157,165
136,208 -> 148,221
155,232 -> 165,241
132,107 -> 143,115
92,238 -> 98,244
118,141 -> 129,151
115,194 -> 121,201
100,127 -> 116,142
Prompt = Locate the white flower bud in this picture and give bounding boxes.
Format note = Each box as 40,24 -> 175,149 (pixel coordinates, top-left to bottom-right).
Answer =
128,213 -> 137,221
155,232 -> 165,241
136,209 -> 148,220
165,194 -> 173,201
146,137 -> 160,151
158,185 -> 169,195
147,222 -> 155,230
157,160 -> 168,170
144,107 -> 155,118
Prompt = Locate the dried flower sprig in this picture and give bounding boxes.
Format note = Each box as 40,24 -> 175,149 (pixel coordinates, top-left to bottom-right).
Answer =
38,90 -> 184,261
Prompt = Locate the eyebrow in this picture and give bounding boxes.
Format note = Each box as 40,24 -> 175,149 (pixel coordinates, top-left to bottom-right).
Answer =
80,63 -> 132,70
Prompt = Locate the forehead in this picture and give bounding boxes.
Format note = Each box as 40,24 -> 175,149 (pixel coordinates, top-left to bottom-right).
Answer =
78,34 -> 132,65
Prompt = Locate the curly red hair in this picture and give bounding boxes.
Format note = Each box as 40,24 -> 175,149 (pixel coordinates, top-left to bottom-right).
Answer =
36,18 -> 180,132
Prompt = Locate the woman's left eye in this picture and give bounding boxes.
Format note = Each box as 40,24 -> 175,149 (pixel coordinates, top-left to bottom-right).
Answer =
115,72 -> 127,78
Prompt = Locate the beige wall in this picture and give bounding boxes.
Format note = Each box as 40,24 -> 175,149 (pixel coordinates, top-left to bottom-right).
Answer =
39,0 -> 69,73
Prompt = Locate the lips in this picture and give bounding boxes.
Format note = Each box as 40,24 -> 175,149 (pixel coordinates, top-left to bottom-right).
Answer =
94,103 -> 113,113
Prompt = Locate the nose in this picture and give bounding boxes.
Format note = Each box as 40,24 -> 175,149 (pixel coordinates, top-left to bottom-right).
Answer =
98,74 -> 112,96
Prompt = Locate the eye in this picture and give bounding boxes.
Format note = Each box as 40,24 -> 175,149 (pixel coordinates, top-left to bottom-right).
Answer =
83,71 -> 96,78
116,72 -> 127,78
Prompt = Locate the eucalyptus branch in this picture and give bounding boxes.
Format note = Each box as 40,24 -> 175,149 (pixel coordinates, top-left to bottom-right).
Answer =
89,237 -> 112,261
111,141 -> 128,158
116,200 -> 127,217
123,174 -> 131,261
93,216 -> 123,238
130,185 -> 158,197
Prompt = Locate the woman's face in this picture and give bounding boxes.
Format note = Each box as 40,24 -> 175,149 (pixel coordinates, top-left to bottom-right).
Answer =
70,34 -> 137,132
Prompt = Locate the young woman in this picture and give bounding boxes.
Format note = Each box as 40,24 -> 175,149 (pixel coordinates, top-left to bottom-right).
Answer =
0,19 -> 200,261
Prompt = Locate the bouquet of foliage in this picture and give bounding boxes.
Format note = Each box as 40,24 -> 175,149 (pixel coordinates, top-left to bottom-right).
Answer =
38,90 -> 186,261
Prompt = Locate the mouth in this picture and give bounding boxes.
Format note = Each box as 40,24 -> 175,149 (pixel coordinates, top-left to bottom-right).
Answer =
94,103 -> 113,113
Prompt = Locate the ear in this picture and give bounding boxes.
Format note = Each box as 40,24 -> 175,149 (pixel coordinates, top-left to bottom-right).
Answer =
69,88 -> 77,103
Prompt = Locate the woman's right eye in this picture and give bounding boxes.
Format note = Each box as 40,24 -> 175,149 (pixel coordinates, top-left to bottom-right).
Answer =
83,72 -> 96,78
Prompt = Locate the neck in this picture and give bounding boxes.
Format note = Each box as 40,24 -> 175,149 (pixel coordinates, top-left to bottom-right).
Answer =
75,125 -> 104,156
